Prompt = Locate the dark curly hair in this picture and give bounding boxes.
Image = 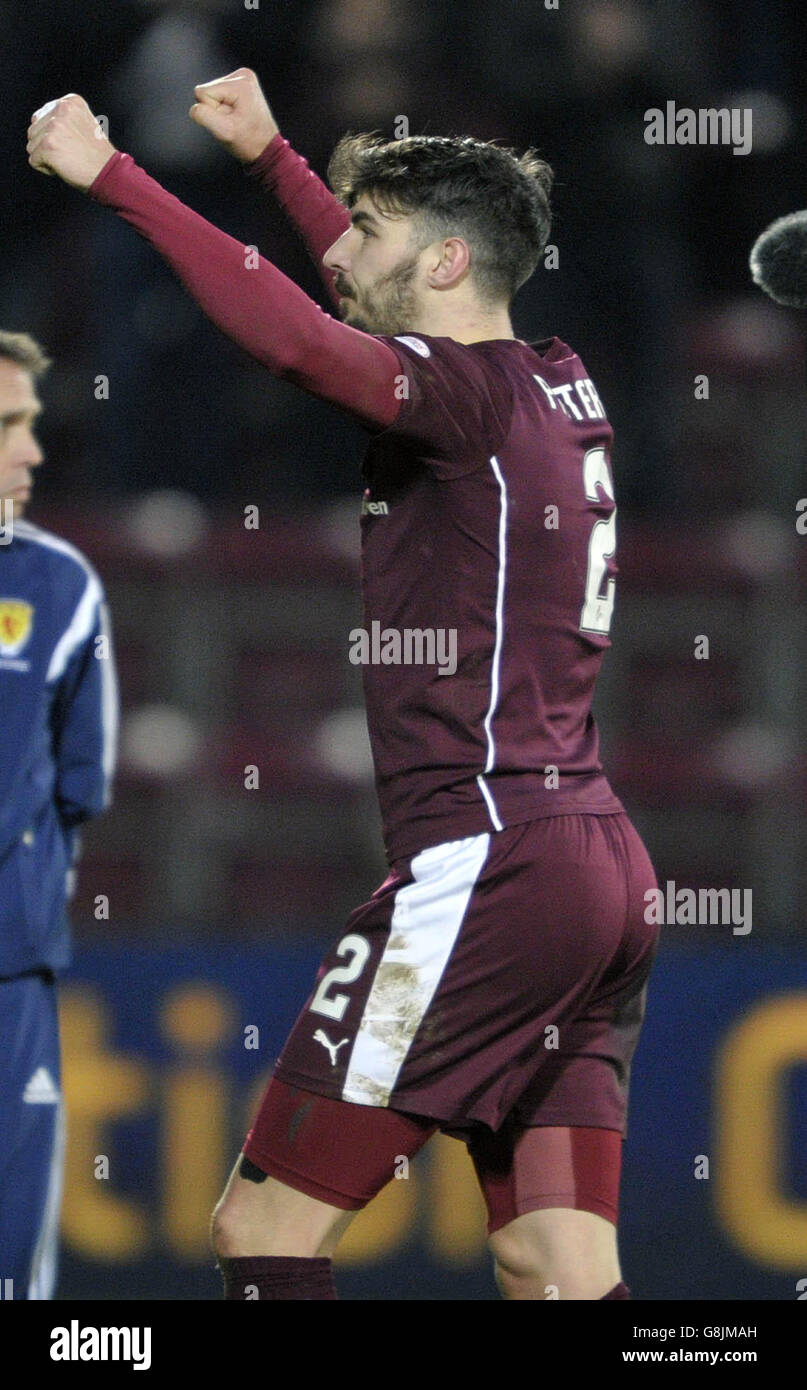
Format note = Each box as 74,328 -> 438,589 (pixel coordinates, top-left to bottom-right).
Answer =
327,132 -> 553,307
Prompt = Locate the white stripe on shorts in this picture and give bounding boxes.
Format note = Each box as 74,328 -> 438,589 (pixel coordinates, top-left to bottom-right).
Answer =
341,832 -> 490,1107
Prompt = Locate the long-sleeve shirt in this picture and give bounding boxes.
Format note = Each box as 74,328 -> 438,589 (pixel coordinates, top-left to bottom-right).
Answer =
90,143 -> 403,432
245,133 -> 349,314
88,140 -> 622,864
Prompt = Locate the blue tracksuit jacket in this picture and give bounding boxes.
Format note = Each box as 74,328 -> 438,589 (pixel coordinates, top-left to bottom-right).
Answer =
0,517 -> 118,978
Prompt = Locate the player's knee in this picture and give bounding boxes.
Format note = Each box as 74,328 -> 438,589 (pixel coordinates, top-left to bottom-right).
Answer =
210,1188 -> 261,1258
488,1221 -> 583,1296
491,1234 -> 577,1299
489,1218 -> 620,1300
210,1196 -> 239,1258
211,1193 -> 268,1259
493,1258 -> 614,1300
490,1233 -> 549,1290
210,1156 -> 273,1257
491,1237 -> 610,1300
493,1259 -> 553,1300
489,1225 -> 560,1300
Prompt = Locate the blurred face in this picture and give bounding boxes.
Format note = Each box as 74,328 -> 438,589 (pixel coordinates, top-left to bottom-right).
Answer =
322,192 -> 424,335
0,360 -> 43,519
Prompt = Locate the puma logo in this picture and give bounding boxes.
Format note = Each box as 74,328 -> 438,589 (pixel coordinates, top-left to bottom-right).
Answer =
313,1029 -> 350,1067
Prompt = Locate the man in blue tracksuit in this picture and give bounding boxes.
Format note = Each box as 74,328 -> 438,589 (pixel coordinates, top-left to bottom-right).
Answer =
0,331 -> 118,1299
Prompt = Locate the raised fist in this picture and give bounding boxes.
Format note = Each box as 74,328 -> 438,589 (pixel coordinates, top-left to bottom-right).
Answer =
27,94 -> 117,191
190,68 -> 279,163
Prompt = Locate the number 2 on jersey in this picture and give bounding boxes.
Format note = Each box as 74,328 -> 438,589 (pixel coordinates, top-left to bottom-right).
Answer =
579,446 -> 616,636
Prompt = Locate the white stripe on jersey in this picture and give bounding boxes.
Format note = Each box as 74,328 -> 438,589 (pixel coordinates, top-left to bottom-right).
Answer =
16,520 -> 118,803
476,773 -> 503,832
341,832 -> 490,1107
97,599 -> 119,803
46,568 -> 102,683
476,453 -> 507,832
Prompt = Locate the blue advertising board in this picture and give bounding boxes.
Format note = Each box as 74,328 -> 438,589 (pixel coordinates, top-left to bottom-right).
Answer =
56,941 -> 807,1300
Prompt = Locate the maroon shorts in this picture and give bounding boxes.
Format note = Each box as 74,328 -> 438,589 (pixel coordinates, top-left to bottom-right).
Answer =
246,812 -> 657,1182
244,1078 -> 625,1233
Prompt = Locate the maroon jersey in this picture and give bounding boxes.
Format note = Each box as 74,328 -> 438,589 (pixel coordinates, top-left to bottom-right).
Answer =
360,332 -> 622,859
89,144 -> 623,863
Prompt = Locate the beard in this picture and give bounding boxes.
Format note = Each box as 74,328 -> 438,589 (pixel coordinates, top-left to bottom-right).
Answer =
339,254 -> 421,335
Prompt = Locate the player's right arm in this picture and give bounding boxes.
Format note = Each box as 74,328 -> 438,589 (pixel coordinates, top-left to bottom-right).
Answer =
190,68 -> 348,312
27,94 -> 402,432
27,96 -> 510,462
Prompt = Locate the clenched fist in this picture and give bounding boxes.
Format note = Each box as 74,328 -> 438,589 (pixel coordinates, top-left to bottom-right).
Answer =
27,94 -> 117,191
190,68 -> 279,163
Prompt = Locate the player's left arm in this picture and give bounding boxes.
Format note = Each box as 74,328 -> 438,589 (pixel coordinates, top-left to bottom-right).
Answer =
244,136 -> 349,312
49,576 -> 118,831
189,69 -> 349,312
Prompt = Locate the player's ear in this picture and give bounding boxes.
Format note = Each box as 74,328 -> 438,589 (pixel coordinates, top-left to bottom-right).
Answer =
429,236 -> 470,290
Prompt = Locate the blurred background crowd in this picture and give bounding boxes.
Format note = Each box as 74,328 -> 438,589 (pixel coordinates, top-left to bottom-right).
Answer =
1,0 -> 806,1299
3,0 -> 805,504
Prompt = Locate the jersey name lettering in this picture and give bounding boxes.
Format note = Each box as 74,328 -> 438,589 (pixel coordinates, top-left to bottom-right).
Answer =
533,374 -> 605,421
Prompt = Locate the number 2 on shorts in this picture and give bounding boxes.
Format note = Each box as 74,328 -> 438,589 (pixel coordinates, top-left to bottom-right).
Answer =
309,933 -> 371,1022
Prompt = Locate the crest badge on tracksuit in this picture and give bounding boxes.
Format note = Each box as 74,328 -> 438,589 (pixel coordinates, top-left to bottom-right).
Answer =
0,599 -> 34,656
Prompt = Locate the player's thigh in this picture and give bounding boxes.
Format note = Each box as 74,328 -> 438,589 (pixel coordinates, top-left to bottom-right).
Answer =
213,1075 -> 436,1257
471,1122 -> 622,1275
